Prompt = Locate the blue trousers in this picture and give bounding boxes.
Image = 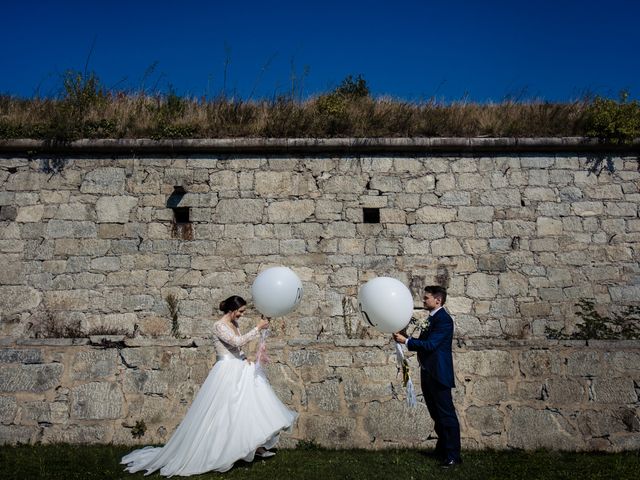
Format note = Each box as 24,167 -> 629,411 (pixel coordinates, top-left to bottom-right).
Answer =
421,371 -> 461,461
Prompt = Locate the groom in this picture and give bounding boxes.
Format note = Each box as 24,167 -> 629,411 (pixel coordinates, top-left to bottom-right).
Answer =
393,285 -> 462,468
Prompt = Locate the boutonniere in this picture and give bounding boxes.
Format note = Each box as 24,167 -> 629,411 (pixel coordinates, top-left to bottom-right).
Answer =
408,315 -> 430,335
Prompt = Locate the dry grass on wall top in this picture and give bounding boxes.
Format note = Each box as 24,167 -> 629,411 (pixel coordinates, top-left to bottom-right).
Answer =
1,71 -> 639,141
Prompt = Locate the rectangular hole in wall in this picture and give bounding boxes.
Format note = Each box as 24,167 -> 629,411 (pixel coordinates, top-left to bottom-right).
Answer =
363,208 -> 380,224
171,207 -> 193,240
173,207 -> 190,224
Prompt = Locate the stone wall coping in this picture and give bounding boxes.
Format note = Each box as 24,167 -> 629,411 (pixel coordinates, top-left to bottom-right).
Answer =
15,338 -> 90,346
1,137 -> 639,155
3,336 -> 639,349
123,337 -> 197,348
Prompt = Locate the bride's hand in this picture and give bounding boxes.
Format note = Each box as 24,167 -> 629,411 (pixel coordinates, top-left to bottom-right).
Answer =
257,316 -> 270,330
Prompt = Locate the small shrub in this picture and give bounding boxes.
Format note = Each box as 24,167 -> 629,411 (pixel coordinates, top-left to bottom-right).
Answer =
585,91 -> 640,144
334,74 -> 370,99
315,75 -> 372,135
295,439 -> 322,450
131,420 -> 147,439
30,311 -> 84,338
166,294 -> 180,338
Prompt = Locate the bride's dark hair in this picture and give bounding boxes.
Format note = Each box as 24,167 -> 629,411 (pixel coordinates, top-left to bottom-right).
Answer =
219,295 -> 247,313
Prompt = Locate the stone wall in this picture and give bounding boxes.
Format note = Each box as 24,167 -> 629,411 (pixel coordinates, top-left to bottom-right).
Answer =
0,337 -> 639,450
0,140 -> 639,449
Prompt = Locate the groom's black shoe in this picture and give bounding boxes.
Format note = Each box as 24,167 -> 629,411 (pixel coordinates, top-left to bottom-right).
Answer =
440,458 -> 462,468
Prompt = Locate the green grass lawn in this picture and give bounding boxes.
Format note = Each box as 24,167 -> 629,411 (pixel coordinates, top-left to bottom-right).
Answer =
1,445 -> 639,480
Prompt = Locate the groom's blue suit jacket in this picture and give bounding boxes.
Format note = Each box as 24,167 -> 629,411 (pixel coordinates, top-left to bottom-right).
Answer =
406,308 -> 455,388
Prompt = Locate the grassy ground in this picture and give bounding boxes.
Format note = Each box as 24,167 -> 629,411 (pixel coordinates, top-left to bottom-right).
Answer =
1,445 -> 639,480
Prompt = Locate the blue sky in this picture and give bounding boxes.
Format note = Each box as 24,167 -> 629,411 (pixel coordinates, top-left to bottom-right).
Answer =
2,0 -> 639,102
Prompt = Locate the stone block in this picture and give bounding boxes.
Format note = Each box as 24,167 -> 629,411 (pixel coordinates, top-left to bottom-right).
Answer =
356,156 -> 392,172
240,239 -> 279,255
480,189 -> 521,207
566,351 -> 605,376
90,256 -> 121,272
44,290 -> 90,311
84,313 -> 138,335
41,425 -> 110,444
466,405 -> 504,435
55,203 -> 90,221
267,200 -> 315,223
529,238 -> 559,251
214,199 -> 264,223
288,350 -> 323,368
605,352 -> 640,375
321,175 -> 368,194
370,176 -> 402,192
415,206 -> 457,223
609,285 -> 640,303
0,286 -> 42,316
402,238 -> 430,255
572,201 -> 604,217
3,256 -> 25,285
330,267 -> 358,287
605,202 -> 637,217
255,171 -> 309,198
404,175 -> 435,192
578,409 -> 629,438
0,425 -> 35,444
123,369 -> 170,396
96,196 -> 138,223
456,350 -> 513,377
379,208 -> 406,224
393,158 -> 424,172
489,298 -> 516,317
519,350 -> 562,377
524,187 -> 557,201
466,273 -> 498,298
80,167 -> 125,194
470,378 -> 508,403
478,255 -> 506,272
301,414 -> 359,447
458,206 -> 494,222
545,378 -> 587,403
208,170 -> 238,191
431,238 -> 464,256
46,220 -> 97,239
508,407 -> 580,450
15,205 -> 44,222
536,217 -> 563,235
0,396 -> 17,423
0,363 -> 63,392
365,401 -> 433,444
410,224 -> 445,240
306,379 -> 340,412
498,272 -> 529,296
72,349 -> 119,380
324,222 -> 356,238
591,378 -> 638,404
586,184 -> 624,200
0,349 -> 43,364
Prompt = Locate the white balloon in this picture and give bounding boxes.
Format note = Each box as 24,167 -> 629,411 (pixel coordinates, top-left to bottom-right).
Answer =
358,277 -> 414,334
251,267 -> 303,318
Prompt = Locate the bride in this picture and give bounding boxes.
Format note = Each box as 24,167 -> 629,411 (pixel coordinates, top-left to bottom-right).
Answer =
122,295 -> 298,476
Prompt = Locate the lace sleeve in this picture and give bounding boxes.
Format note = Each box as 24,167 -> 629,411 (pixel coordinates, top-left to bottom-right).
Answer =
214,322 -> 260,348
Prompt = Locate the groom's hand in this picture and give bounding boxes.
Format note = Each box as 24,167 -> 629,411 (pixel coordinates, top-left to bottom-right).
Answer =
393,332 -> 407,344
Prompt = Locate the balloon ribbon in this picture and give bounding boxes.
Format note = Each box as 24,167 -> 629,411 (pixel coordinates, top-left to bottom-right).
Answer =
395,343 -> 417,408
256,329 -> 271,366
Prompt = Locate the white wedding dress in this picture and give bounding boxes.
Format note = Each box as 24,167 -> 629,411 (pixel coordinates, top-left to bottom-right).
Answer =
121,321 -> 297,476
